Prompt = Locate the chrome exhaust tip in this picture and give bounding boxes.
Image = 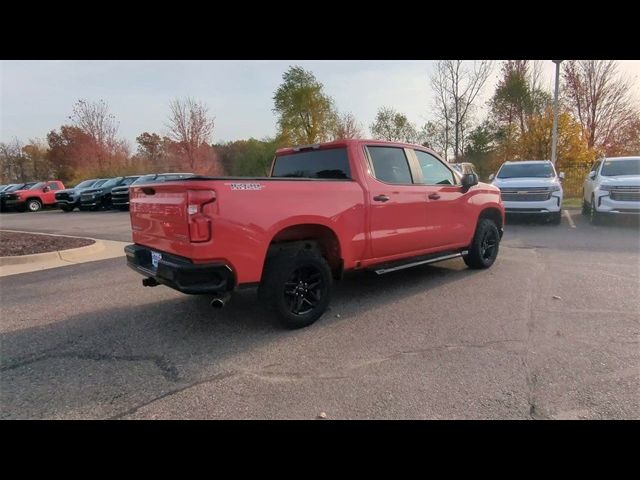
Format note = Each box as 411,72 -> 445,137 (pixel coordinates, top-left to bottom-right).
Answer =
210,292 -> 231,309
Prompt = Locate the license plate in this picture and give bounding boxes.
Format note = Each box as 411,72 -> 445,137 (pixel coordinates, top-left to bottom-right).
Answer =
151,251 -> 162,270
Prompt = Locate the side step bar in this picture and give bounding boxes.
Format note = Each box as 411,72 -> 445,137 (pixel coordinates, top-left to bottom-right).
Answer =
374,251 -> 468,275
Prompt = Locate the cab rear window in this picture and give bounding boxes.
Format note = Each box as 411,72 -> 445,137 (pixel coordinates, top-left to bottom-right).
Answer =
272,148 -> 351,179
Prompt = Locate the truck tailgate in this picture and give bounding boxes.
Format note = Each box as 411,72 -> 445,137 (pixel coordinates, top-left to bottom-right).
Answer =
129,183 -> 216,254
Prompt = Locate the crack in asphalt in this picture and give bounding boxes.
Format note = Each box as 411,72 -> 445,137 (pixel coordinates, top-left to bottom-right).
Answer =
520,248 -> 548,420
0,351 -> 180,382
109,338 -> 525,419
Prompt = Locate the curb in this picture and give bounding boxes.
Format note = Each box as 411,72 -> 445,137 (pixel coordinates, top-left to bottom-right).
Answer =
0,231 -> 105,266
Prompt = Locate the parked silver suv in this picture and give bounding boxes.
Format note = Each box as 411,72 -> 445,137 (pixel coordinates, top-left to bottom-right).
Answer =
582,156 -> 640,224
490,160 -> 564,224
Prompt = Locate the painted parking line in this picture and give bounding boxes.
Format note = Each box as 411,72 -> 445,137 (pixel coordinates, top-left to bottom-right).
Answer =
564,209 -> 576,228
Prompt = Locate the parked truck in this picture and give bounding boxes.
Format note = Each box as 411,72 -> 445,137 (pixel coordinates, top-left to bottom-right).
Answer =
125,140 -> 505,328
2,180 -> 65,212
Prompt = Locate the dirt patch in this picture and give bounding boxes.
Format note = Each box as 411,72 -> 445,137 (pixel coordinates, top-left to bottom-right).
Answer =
0,231 -> 95,256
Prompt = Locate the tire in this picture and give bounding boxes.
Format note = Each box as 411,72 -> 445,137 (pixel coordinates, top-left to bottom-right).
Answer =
60,205 -> 74,212
117,205 -> 129,211
463,218 -> 500,269
26,199 -> 42,212
589,195 -> 601,225
259,248 -> 332,329
550,211 -> 562,225
581,196 -> 589,216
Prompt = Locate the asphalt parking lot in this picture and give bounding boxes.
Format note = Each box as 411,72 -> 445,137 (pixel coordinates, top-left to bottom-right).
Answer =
1,209 -> 639,419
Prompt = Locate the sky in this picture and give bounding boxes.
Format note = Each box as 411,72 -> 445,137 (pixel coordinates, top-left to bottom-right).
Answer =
2,60 -> 640,148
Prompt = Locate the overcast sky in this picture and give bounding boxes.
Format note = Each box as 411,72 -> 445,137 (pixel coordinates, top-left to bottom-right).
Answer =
2,60 -> 639,148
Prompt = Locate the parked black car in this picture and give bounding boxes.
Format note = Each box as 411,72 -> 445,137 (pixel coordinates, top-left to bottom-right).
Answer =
79,176 -> 141,210
0,182 -> 38,212
111,173 -> 195,210
55,178 -> 109,212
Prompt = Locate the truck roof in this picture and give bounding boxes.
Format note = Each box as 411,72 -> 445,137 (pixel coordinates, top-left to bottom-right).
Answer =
276,138 -> 440,156
503,160 -> 551,164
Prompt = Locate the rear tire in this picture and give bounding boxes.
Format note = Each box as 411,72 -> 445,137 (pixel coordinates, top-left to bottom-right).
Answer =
259,248 -> 332,329
463,218 -> 500,269
27,199 -> 42,212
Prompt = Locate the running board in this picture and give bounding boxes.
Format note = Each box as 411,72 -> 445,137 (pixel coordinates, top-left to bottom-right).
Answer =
374,251 -> 468,275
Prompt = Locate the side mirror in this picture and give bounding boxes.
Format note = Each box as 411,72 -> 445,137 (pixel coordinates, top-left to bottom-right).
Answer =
461,173 -> 479,191
488,173 -> 495,181
559,172 -> 565,180
588,171 -> 596,180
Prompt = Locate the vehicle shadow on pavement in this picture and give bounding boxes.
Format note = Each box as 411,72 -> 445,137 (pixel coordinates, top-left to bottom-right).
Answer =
0,259 -> 480,419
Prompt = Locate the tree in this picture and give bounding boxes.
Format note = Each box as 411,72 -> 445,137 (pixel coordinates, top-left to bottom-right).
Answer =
165,97 -> 219,174
430,60 -> 493,159
562,60 -> 639,154
69,99 -> 120,170
0,138 -> 28,183
135,132 -> 172,170
515,107 -> 596,167
370,107 -> 419,143
22,139 -> 52,180
420,121 -> 449,157
332,112 -> 363,140
273,66 -> 338,145
46,126 -> 97,182
218,137 -> 281,177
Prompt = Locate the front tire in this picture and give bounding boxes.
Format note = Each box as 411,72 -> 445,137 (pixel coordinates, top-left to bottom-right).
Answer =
464,218 -> 500,269
27,199 -> 42,212
60,204 -> 74,212
259,248 -> 332,329
550,211 -> 562,225
581,196 -> 589,216
590,195 -> 601,225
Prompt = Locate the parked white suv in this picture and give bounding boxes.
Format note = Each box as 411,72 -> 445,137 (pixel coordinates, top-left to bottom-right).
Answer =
582,156 -> 640,224
490,160 -> 564,224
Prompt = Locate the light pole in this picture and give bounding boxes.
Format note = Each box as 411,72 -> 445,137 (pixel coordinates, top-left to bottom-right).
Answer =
551,60 -> 563,166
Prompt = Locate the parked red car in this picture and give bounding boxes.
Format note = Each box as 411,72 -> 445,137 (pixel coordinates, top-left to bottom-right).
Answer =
125,139 -> 504,328
2,180 -> 65,212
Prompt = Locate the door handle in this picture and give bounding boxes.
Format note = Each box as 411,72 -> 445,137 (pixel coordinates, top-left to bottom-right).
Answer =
428,193 -> 441,200
373,194 -> 390,202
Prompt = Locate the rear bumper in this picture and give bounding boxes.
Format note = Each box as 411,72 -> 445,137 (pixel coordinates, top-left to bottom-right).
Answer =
125,244 -> 235,295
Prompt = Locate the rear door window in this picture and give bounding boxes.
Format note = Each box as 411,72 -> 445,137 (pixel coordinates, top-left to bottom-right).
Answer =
367,146 -> 413,184
272,148 -> 351,179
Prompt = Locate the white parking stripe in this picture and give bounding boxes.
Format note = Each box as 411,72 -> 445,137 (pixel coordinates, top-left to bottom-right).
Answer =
564,209 -> 576,228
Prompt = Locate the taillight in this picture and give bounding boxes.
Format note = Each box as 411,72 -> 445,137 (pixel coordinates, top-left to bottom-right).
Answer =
187,190 -> 216,242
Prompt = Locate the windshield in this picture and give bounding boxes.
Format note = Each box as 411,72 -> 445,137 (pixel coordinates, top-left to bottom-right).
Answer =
75,179 -> 96,189
26,182 -> 45,190
121,176 -> 139,186
132,174 -> 157,185
93,179 -> 108,187
497,163 -> 554,179
99,177 -> 123,189
600,158 -> 640,176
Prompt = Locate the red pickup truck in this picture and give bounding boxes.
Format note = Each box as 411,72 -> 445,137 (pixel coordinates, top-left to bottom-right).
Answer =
125,140 -> 504,328
2,180 -> 65,212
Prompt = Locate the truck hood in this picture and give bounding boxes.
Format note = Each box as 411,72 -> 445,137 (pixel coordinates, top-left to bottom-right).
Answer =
492,177 -> 560,189
599,175 -> 640,187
